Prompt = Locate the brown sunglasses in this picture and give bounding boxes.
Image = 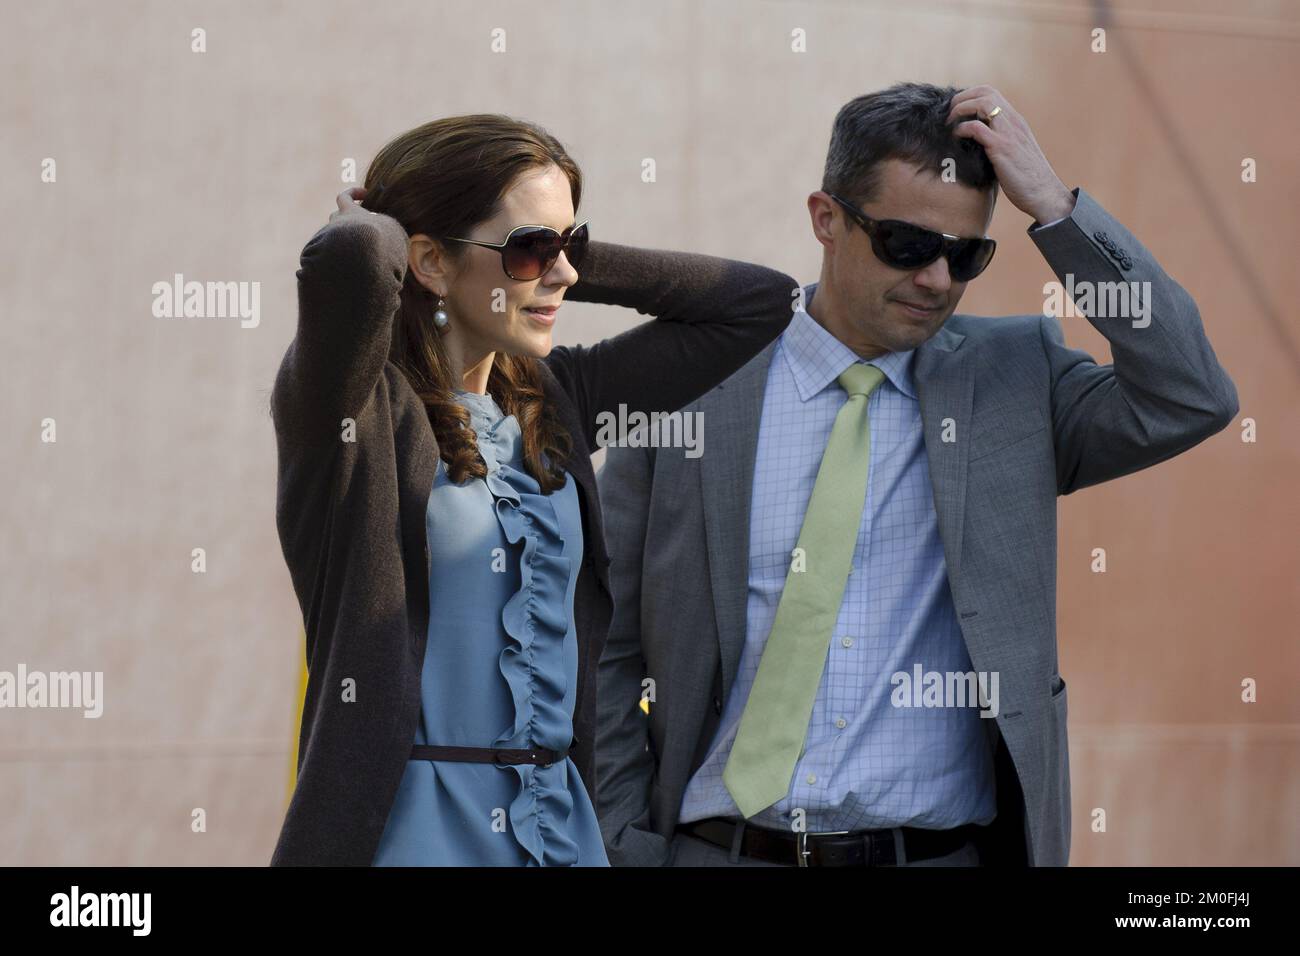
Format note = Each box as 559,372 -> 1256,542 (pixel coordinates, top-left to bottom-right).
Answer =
445,220 -> 590,281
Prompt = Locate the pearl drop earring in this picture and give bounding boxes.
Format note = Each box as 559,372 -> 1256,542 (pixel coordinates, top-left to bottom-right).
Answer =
433,295 -> 449,331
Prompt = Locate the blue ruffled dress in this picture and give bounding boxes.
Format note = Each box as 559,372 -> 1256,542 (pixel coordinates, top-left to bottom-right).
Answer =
373,388 -> 609,866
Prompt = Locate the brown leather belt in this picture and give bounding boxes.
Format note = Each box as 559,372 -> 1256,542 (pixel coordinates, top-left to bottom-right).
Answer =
677,816 -> 981,867
409,744 -> 569,767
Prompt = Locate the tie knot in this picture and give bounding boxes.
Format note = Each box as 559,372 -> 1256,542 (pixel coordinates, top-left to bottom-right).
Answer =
837,362 -> 886,398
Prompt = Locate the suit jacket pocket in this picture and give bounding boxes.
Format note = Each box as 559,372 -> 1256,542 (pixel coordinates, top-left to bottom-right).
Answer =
970,404 -> 1047,462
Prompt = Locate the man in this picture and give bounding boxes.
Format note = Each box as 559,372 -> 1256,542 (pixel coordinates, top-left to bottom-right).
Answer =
593,82 -> 1237,867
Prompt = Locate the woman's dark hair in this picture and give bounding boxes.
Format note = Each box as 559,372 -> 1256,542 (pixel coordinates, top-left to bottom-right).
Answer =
822,82 -> 998,205
360,114 -> 578,493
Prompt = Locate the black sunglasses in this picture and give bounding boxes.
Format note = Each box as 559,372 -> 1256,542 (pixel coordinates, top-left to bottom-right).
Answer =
828,194 -> 996,282
445,220 -> 589,281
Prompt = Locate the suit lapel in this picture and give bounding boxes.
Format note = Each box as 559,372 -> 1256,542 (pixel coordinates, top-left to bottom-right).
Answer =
913,323 -> 974,579
700,340 -> 779,702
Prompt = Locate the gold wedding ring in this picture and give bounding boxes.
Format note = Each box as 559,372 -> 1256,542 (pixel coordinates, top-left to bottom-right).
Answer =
986,106 -> 1003,120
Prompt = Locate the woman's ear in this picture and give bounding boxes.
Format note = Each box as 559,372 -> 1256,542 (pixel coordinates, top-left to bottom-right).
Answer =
407,233 -> 454,297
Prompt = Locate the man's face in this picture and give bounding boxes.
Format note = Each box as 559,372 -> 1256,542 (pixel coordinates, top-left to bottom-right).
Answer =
808,157 -> 996,356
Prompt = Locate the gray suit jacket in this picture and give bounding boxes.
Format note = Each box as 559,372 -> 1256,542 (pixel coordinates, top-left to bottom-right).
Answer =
593,188 -> 1238,866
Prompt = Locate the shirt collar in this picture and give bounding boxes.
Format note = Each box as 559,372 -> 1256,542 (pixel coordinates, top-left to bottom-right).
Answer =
781,306 -> 917,402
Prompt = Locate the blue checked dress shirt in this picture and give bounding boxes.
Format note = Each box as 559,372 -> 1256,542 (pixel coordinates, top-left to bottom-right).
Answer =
677,306 -> 998,833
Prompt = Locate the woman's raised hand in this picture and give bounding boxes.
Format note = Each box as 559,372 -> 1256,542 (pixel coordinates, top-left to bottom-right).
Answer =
329,185 -> 378,223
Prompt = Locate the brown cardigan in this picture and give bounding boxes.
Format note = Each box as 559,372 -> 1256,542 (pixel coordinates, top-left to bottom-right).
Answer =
269,211 -> 795,865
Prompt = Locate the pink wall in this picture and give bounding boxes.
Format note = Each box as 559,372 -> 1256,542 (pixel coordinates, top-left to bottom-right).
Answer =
1,0 -> 1294,865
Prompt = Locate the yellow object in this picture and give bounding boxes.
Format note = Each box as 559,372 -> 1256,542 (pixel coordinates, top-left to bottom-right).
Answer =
639,697 -> 650,715
286,629 -> 308,807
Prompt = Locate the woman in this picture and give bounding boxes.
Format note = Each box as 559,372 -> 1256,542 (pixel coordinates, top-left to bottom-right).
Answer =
269,114 -> 794,865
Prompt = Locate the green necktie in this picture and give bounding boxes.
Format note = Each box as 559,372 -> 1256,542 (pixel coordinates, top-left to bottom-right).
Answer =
723,361 -> 886,819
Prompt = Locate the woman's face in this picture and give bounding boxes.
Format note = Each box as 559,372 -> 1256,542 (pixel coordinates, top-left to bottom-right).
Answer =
437,164 -> 580,368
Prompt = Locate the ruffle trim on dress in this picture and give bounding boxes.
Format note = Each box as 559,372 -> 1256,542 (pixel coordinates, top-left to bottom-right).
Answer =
478,412 -> 580,867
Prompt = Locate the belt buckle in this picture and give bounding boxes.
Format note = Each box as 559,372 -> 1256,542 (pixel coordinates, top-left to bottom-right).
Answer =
795,829 -> 850,867
494,749 -> 552,767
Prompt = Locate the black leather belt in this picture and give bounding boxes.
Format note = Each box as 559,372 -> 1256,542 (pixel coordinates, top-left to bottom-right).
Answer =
677,816 -> 980,867
410,744 -> 569,767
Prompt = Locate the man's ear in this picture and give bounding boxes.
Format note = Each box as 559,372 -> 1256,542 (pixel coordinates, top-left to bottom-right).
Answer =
407,233 -> 455,296
807,191 -> 838,250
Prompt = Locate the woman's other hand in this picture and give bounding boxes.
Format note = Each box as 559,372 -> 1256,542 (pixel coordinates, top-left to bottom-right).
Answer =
329,185 -> 379,223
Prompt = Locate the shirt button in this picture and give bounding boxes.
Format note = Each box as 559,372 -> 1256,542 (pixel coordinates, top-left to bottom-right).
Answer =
835,717 -> 847,729
806,773 -> 817,785
841,637 -> 853,648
